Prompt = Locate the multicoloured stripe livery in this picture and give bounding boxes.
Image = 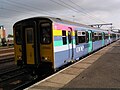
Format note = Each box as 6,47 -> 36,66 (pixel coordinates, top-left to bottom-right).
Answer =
13,17 -> 120,73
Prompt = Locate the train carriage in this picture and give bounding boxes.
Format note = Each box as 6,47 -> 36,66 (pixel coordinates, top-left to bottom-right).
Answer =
13,16 -> 119,74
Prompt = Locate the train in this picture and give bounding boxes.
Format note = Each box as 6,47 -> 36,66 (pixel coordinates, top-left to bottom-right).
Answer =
0,37 -> 14,46
13,16 -> 120,74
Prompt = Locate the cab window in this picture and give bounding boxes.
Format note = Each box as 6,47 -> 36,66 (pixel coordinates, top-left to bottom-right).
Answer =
15,25 -> 22,45
40,23 -> 51,44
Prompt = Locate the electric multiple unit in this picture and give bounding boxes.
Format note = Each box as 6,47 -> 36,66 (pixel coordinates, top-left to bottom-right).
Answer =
13,17 -> 120,73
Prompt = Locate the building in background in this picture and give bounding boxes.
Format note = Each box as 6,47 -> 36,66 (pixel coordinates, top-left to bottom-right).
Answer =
0,25 -> 6,46
0,25 -> 6,38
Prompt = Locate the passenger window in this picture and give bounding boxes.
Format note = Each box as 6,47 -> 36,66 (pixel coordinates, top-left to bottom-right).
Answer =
105,34 -> 108,39
110,34 -> 112,38
62,30 -> 67,45
15,25 -> 22,45
78,31 -> 86,43
94,32 -> 99,41
113,34 -> 116,38
40,23 -> 51,44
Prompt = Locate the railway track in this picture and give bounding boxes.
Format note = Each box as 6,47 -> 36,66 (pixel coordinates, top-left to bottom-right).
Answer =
0,48 -> 14,54
0,47 -> 14,64
0,66 -> 40,90
0,56 -> 14,64
0,67 -> 25,82
0,55 -> 15,70
0,66 -> 29,89
7,70 -> 53,90
0,48 -> 36,89
0,64 -> 54,90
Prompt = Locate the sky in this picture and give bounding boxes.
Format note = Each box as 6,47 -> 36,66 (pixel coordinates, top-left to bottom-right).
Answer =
0,0 -> 120,36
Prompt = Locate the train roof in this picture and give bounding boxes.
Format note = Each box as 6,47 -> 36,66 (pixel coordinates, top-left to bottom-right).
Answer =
13,16 -> 108,32
45,17 -> 106,31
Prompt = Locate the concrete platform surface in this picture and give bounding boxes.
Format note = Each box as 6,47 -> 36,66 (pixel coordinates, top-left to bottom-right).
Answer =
25,40 -> 120,90
62,41 -> 120,88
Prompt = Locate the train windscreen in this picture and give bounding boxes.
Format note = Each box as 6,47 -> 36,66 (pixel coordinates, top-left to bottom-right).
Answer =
15,25 -> 22,45
40,23 -> 51,44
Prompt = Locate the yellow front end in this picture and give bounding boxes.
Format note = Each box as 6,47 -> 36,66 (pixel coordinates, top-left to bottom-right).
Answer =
40,40 -> 54,68
14,44 -> 22,65
13,28 -> 22,65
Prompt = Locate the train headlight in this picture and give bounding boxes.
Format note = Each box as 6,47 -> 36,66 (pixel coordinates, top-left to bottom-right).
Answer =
17,55 -> 22,60
45,57 -> 48,60
42,57 -> 49,61
18,56 -> 22,59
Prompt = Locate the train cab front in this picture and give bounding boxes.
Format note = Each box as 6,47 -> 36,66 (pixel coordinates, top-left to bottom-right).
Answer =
13,24 -> 23,67
36,18 -> 54,74
13,17 -> 54,75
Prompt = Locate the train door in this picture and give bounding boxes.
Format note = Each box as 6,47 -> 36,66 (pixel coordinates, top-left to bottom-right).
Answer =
88,30 -> 93,53
25,27 -> 35,64
68,27 -> 74,60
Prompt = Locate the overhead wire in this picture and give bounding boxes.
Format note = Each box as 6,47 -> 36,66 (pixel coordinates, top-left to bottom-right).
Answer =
50,0 -> 78,13
2,0 -> 52,15
2,0 -> 78,22
1,0 -> 107,25
1,0 -> 81,34
60,0 -> 106,23
69,0 -> 107,23
49,0 -> 90,23
51,0 -> 107,23
0,0 -> 114,34
0,1 -> 39,19
4,0 -> 78,17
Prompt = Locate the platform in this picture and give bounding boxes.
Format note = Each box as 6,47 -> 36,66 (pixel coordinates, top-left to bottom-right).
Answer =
25,40 -> 120,89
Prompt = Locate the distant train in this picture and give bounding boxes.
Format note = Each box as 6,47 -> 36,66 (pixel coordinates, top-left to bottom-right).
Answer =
13,17 -> 120,74
0,37 -> 14,46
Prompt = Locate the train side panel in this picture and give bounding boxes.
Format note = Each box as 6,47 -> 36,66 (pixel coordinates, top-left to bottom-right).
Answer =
104,32 -> 109,45
73,29 -> 88,60
74,43 -> 89,60
92,31 -> 103,51
53,23 -> 76,69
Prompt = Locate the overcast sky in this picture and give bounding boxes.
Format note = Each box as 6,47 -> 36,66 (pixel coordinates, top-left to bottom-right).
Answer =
0,0 -> 120,35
